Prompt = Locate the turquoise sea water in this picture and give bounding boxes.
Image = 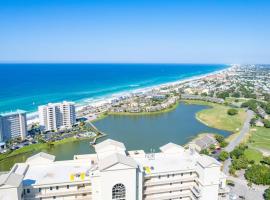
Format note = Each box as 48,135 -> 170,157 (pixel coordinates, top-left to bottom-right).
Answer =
0,63 -> 228,113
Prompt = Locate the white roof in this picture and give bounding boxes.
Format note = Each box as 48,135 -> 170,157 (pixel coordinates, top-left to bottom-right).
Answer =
99,153 -> 137,171
159,143 -> 185,154
95,139 -> 126,152
26,152 -> 55,163
132,151 -> 197,174
17,160 -> 92,186
196,155 -> 221,168
0,172 -> 24,188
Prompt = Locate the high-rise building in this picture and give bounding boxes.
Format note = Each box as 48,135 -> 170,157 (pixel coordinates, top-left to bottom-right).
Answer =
0,139 -> 229,200
38,101 -> 76,131
0,110 -> 27,142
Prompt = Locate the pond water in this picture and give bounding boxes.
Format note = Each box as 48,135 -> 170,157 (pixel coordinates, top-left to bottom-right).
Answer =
0,103 -> 231,171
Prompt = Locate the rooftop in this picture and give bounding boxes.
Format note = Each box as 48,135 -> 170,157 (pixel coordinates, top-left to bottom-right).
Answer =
13,160 -> 92,186
0,109 -> 27,117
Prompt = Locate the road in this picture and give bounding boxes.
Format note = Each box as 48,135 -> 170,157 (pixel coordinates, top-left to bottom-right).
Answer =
228,174 -> 267,200
221,110 -> 265,200
223,109 -> 254,175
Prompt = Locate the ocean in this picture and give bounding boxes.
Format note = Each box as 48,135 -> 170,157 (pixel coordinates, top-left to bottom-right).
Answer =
0,63 -> 228,114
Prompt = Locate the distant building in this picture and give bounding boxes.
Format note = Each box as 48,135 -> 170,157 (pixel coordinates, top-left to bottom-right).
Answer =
38,101 -> 76,131
0,110 -> 27,142
0,139 -> 228,200
189,134 -> 217,152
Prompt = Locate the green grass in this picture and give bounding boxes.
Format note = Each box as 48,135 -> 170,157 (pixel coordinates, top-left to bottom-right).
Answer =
0,143 -> 48,161
248,127 -> 270,151
184,100 -> 247,133
0,137 -> 90,162
244,148 -> 263,164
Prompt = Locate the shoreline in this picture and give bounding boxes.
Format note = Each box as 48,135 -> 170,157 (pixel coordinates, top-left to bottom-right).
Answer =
26,64 -> 233,124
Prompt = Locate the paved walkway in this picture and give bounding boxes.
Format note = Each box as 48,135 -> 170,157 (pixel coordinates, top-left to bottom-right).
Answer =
223,110 -> 254,175
225,110 -> 254,152
221,110 -> 267,199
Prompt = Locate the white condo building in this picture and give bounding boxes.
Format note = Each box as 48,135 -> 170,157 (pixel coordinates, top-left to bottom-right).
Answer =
0,110 -> 27,142
0,139 -> 228,200
38,101 -> 76,131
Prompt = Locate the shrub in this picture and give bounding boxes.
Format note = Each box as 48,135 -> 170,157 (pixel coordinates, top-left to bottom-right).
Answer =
200,149 -> 209,155
231,156 -> 249,170
261,157 -> 270,166
230,145 -> 247,159
263,119 -> 270,128
264,188 -> 270,200
215,134 -> 225,143
209,144 -> 216,151
220,141 -> 229,148
227,108 -> 238,115
219,151 -> 229,161
245,164 -> 270,185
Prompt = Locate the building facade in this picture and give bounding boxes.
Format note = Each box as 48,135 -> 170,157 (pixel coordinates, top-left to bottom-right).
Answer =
0,139 -> 228,200
0,110 -> 27,142
38,101 -> 76,131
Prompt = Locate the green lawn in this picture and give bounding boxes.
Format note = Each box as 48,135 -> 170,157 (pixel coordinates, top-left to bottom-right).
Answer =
248,127 -> 270,151
0,137 -> 88,162
244,148 -> 263,164
184,100 -> 247,133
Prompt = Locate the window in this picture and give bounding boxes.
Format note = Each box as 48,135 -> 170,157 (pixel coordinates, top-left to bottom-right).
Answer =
56,186 -> 59,190
50,187 -> 53,190
27,189 -> 30,193
67,185 -> 69,189
112,183 -> 126,200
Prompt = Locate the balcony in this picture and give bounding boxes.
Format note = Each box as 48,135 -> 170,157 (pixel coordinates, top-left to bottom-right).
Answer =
144,175 -> 198,186
24,188 -> 92,199
144,190 -> 198,200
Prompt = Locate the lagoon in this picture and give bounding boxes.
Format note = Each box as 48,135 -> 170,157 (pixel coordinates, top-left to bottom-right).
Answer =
0,103 -> 230,171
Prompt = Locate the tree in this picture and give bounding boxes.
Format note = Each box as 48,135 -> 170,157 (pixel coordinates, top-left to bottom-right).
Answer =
215,134 -> 225,143
230,145 -> 247,159
245,164 -> 270,185
227,108 -> 238,115
217,91 -> 230,99
264,187 -> 270,200
201,92 -> 207,97
232,92 -> 241,98
209,144 -> 216,151
261,156 -> 270,166
241,99 -> 258,111
220,141 -> 229,148
250,118 -> 257,126
219,151 -> 229,161
231,156 -> 249,170
263,119 -> 270,128
200,149 -> 209,155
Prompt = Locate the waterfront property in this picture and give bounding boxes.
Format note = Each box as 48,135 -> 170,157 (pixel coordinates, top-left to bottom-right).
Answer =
0,110 -> 27,142
0,139 -> 228,200
0,103 -> 231,171
38,101 -> 76,131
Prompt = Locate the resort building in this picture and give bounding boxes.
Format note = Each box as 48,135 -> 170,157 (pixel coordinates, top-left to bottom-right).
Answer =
38,101 -> 76,131
0,139 -> 228,200
0,110 -> 27,142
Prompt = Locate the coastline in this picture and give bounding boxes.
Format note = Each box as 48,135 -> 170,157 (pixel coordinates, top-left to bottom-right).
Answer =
26,64 -> 233,124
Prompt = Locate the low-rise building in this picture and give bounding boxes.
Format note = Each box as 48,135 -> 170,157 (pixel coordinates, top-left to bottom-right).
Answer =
0,139 -> 228,200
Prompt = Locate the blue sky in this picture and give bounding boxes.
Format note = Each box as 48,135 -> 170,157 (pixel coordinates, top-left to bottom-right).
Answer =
0,0 -> 269,64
